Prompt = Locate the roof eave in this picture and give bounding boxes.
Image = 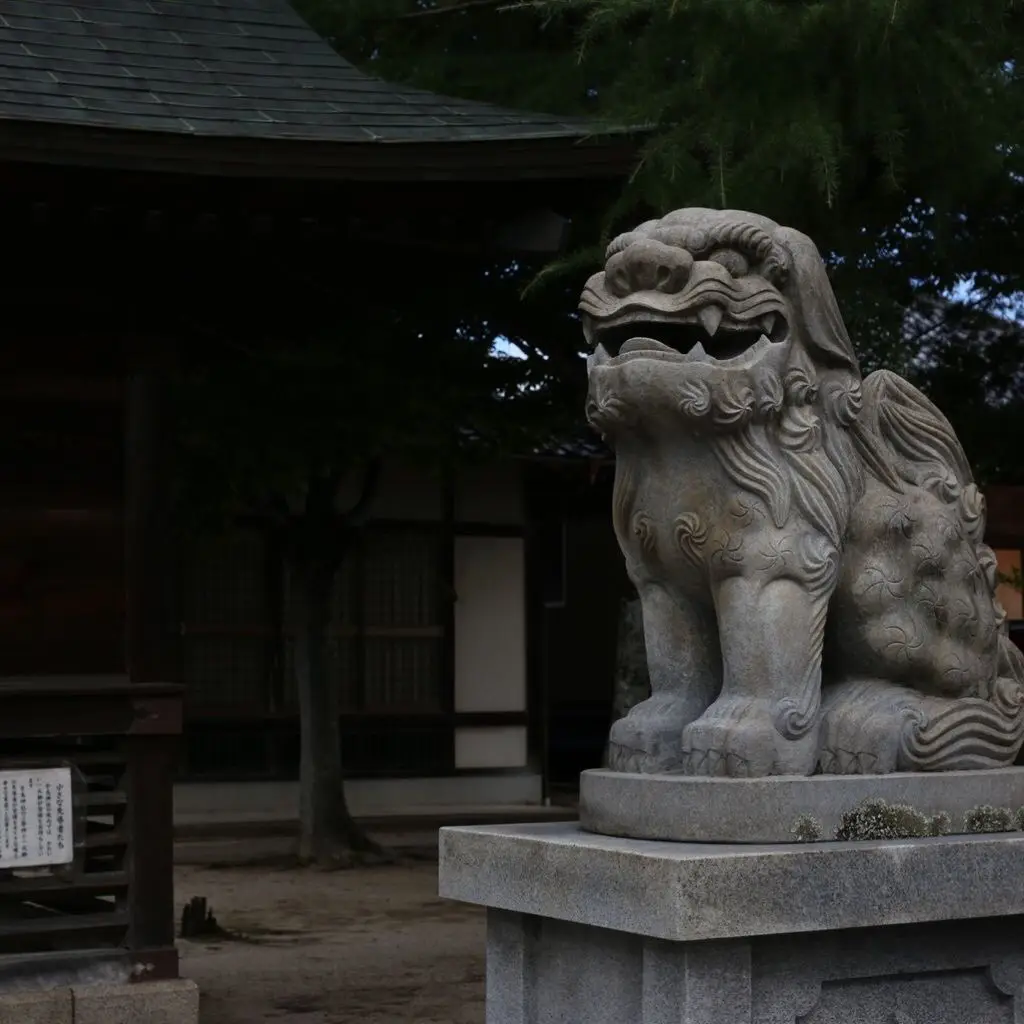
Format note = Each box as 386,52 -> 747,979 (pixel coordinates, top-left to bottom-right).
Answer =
0,119 -> 644,182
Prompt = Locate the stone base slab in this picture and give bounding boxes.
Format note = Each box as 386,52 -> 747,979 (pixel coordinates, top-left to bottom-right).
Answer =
0,980 -> 199,1024
579,766 -> 1024,843
439,823 -> 1024,1023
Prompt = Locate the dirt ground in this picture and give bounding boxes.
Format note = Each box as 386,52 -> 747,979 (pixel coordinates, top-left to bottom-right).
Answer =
176,857 -> 485,1024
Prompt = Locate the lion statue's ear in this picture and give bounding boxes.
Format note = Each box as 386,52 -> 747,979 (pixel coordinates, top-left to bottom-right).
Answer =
774,226 -> 861,378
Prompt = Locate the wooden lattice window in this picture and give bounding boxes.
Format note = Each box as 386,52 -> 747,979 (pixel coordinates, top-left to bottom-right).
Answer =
283,528 -> 444,713
360,529 -> 444,713
181,530 -> 271,712
184,524 -> 446,718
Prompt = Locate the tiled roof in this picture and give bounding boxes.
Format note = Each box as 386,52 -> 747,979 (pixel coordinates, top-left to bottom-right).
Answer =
533,434 -> 610,461
0,0 -> 618,144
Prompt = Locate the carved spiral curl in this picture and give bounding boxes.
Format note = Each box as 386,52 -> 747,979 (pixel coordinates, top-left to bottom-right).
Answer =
711,380 -> 756,429
796,534 -> 841,592
673,512 -> 708,568
920,469 -> 962,505
960,483 -> 987,542
784,368 -> 818,406
754,369 -> 784,419
774,695 -> 822,741
824,378 -> 863,428
978,545 -> 999,592
778,405 -> 822,454
677,378 -> 713,419
630,511 -> 658,556
586,395 -> 629,436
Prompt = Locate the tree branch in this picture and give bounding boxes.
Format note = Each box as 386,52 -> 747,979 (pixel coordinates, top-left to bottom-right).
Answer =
400,0 -> 515,18
341,458 -> 384,527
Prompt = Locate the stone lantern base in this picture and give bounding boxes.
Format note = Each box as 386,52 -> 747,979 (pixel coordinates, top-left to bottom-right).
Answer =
439,822 -> 1024,1023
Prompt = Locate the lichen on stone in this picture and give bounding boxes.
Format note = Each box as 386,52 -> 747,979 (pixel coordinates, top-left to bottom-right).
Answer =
787,799 -> 1024,843
833,798 -> 931,841
963,805 -> 1016,834
791,814 -> 823,842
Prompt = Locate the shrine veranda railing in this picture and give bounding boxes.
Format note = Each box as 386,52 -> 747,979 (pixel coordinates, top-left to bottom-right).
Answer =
0,679 -> 181,988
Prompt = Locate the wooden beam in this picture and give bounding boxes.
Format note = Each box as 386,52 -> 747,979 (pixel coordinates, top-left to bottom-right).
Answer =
124,336 -> 177,685
0,376 -> 123,402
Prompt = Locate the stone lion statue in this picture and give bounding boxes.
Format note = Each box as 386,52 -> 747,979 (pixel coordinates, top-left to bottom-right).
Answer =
582,207 -> 1024,777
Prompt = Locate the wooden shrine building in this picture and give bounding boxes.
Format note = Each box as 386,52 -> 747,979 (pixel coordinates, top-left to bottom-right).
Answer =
0,0 -> 636,998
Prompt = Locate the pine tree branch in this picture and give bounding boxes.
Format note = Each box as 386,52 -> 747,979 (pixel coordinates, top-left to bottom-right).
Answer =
400,0 -> 515,19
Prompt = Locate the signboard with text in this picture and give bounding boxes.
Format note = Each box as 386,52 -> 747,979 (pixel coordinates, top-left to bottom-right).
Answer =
0,767 -> 74,868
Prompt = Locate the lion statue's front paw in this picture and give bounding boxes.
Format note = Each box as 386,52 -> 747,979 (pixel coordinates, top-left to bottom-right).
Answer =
681,697 -> 821,777
606,694 -> 698,773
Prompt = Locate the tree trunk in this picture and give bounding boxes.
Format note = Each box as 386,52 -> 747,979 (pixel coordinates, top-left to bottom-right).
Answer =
289,466 -> 387,867
292,555 -> 386,865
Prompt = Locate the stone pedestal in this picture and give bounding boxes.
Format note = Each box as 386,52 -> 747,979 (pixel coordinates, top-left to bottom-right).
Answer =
439,822 -> 1024,1023
580,766 -> 1024,843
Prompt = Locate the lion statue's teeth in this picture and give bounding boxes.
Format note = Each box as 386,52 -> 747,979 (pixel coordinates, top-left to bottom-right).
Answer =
586,205 -> 1024,780
698,306 -> 723,336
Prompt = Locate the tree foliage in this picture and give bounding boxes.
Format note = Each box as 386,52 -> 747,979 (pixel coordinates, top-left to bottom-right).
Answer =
297,0 -> 1024,481
303,0 -> 1024,259
174,249 -> 588,529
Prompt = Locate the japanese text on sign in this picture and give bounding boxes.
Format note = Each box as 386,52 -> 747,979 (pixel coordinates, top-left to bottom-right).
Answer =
0,768 -> 73,868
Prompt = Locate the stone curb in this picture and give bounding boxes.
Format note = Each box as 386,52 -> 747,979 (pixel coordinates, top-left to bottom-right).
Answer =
0,980 -> 199,1024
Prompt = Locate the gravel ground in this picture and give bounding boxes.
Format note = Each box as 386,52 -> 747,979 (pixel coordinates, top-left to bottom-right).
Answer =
176,858 -> 485,1024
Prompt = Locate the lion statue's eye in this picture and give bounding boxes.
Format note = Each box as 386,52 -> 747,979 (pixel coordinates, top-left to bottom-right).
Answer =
708,249 -> 749,277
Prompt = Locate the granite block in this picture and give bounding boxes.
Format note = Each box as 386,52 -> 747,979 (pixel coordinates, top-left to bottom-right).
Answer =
0,989 -> 73,1024
475,904 -> 1024,1023
579,766 -> 1024,843
439,822 -> 1024,942
442,824 -> 1024,1024
505,911 -> 1023,1022
72,979 -> 199,1024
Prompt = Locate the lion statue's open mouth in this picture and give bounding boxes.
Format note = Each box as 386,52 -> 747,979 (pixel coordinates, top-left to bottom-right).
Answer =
585,308 -> 788,368
580,212 -> 793,371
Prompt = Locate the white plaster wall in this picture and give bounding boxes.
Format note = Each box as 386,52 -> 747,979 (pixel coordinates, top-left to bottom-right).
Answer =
454,536 -> 527,715
454,726 -> 528,770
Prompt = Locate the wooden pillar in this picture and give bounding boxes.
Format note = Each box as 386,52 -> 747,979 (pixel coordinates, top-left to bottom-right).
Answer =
123,334 -> 183,980
125,336 -> 177,685
441,463 -> 457,718
124,693 -> 182,978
